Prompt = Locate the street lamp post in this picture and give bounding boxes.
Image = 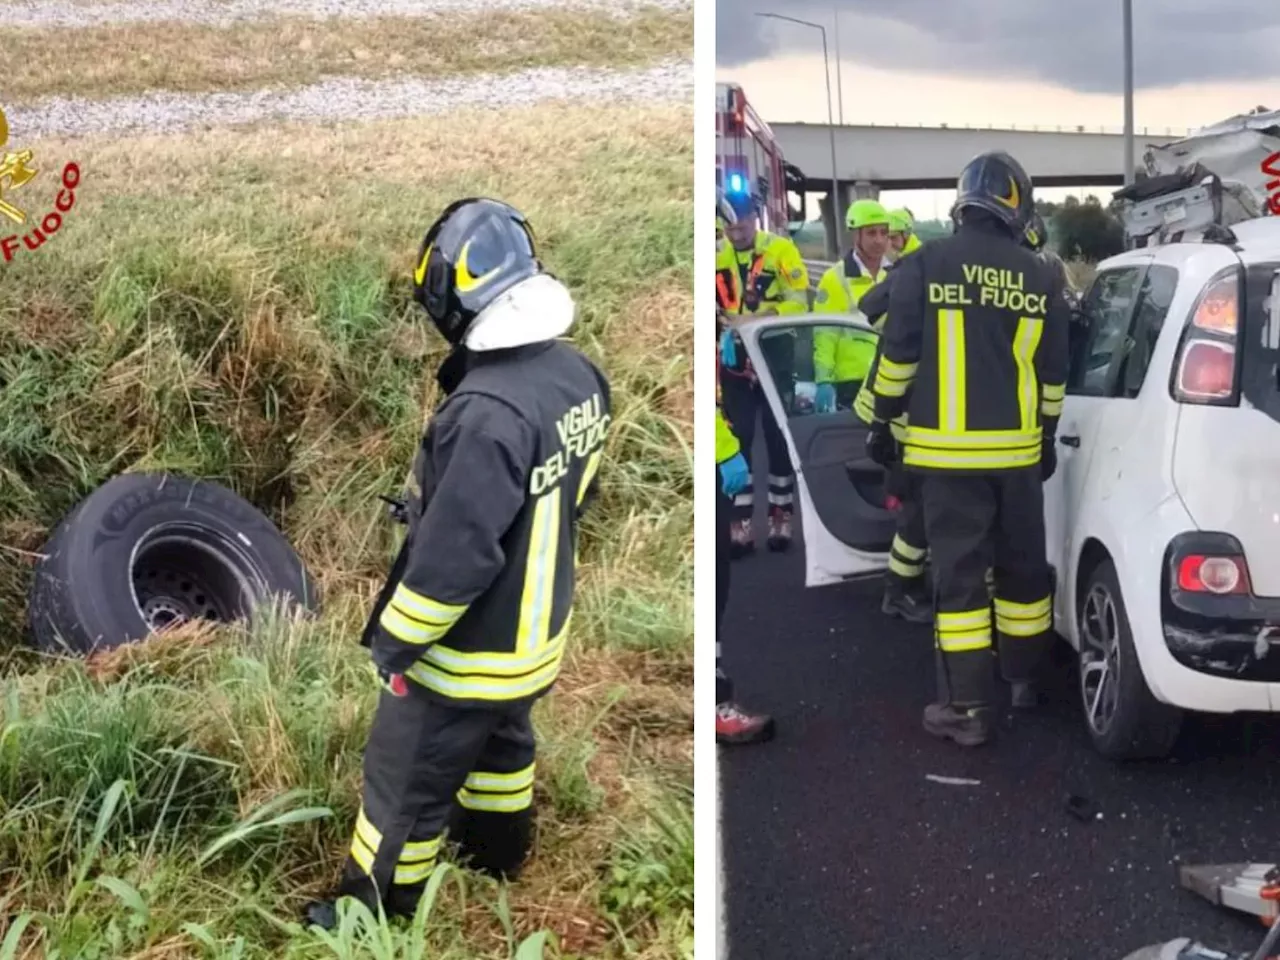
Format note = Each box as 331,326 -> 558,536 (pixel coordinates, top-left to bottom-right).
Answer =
1122,0 -> 1135,186
756,11 -> 841,252
834,6 -> 845,125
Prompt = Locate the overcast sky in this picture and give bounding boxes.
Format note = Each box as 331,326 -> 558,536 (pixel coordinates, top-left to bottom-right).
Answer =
717,0 -> 1280,216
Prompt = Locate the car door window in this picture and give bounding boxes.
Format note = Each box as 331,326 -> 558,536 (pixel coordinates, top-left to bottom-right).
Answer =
1118,264 -> 1178,398
1068,266 -> 1145,397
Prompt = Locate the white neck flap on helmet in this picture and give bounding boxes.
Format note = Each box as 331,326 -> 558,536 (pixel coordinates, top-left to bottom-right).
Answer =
463,273 -> 576,351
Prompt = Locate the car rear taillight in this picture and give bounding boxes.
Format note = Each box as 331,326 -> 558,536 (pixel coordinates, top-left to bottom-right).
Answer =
1176,554 -> 1251,595
1176,340 -> 1236,400
1172,269 -> 1241,405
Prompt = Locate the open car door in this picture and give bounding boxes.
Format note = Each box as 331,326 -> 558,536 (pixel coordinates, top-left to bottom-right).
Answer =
734,314 -> 894,587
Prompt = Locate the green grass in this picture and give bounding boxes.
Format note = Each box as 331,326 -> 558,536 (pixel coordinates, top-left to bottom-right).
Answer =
0,101 -> 692,959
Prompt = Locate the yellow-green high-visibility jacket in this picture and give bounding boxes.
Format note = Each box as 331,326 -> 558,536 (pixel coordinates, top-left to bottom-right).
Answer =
716,408 -> 740,463
813,252 -> 887,384
899,233 -> 922,258
851,273 -> 909,442
715,231 -> 809,317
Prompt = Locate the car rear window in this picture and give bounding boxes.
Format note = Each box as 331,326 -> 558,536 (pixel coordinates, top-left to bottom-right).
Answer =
1242,261 -> 1280,421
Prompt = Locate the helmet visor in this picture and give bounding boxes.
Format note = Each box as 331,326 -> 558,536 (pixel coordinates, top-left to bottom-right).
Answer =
958,158 -> 1024,217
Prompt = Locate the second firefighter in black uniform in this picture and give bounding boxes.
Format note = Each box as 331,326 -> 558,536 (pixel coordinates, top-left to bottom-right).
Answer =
867,151 -> 1069,748
853,251 -> 933,624
305,197 -> 611,926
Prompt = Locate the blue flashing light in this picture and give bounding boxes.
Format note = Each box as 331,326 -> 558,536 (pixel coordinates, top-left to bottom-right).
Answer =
726,172 -> 747,194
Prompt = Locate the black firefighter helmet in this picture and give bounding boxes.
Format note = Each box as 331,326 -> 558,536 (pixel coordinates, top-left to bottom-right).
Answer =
412,197 -> 542,345
951,150 -> 1035,235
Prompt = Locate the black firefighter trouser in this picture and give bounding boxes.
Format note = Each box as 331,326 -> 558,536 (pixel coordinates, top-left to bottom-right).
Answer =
918,469 -> 1054,709
719,371 -> 794,525
885,463 -> 928,594
337,688 -> 536,919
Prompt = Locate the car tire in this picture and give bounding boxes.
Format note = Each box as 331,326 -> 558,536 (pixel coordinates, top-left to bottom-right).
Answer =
1077,558 -> 1183,760
27,472 -> 319,656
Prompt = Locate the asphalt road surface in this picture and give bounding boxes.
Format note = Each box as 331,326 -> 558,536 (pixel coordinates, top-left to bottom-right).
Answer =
719,497 -> 1280,960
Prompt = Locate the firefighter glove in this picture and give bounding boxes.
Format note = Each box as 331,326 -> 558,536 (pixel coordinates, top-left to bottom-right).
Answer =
719,328 -> 737,367
370,662 -> 409,697
815,383 -> 837,414
866,421 -> 898,468
1040,436 -> 1057,481
719,452 -> 749,498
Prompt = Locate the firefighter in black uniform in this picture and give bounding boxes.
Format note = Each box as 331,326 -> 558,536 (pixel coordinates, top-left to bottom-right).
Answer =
304,198 -> 611,927
867,152 -> 1069,747
854,252 -> 932,624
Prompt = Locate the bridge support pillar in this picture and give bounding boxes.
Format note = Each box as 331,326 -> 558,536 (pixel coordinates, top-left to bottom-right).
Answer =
851,180 -> 880,201
819,181 -> 880,259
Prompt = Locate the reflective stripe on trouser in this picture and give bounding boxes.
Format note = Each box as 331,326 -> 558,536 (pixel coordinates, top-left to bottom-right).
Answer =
767,474 -> 793,509
719,372 -> 793,521
886,466 -> 927,583
337,688 -> 536,917
919,469 -> 1053,705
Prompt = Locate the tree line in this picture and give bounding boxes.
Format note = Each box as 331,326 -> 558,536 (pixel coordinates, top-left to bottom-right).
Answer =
911,194 -> 1126,262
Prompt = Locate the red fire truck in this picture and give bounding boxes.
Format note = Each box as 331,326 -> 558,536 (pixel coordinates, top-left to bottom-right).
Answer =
716,82 -> 805,236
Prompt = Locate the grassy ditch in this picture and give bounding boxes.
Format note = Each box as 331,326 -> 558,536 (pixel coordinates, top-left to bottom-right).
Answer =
0,100 -> 693,959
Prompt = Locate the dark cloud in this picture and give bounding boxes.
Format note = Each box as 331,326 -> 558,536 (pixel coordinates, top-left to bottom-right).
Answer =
717,0 -> 1280,94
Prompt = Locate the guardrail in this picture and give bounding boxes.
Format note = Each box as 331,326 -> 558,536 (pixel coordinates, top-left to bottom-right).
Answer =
782,121 -> 1197,137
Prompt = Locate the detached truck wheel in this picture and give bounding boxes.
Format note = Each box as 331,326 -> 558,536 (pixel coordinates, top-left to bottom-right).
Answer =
27,472 -> 319,655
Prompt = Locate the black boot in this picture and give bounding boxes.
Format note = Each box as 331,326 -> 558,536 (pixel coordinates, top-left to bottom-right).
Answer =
922,702 -> 994,747
302,859 -> 411,930
881,577 -> 933,624
447,805 -> 533,881
302,899 -> 339,931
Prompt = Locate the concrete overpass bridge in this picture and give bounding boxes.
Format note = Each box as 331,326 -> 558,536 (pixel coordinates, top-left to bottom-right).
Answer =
771,121 -> 1193,257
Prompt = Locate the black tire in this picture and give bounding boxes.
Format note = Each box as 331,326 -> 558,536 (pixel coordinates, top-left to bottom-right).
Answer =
1077,557 -> 1183,760
27,472 -> 319,656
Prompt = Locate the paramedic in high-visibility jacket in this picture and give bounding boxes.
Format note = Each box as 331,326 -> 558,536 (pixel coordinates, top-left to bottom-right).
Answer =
887,207 -> 922,261
866,152 -> 1069,748
716,190 -> 808,556
304,197 -> 611,928
812,199 -> 891,413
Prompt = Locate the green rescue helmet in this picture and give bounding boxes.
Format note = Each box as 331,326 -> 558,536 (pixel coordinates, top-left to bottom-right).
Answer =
846,198 -> 890,230
887,208 -> 914,234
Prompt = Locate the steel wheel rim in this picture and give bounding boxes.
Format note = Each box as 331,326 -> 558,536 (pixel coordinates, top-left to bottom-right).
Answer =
129,522 -> 265,633
1080,583 -> 1121,736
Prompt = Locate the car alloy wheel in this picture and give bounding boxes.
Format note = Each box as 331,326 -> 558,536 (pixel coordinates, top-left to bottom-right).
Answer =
1079,583 -> 1121,736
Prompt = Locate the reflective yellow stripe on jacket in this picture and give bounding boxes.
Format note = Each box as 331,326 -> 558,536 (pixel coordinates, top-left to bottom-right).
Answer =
406,621 -> 569,702
897,311 -> 1044,471
397,494 -> 570,702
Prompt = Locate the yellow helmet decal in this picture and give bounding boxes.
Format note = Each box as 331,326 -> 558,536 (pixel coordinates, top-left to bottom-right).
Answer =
414,243 -> 433,286
455,239 -> 501,293
995,176 -> 1021,211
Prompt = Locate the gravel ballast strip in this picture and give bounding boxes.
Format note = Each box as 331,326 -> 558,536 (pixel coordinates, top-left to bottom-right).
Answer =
10,0 -> 689,29
6,59 -> 694,141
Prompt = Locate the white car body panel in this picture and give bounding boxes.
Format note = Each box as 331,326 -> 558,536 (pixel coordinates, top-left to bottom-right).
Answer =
733,314 -> 889,587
